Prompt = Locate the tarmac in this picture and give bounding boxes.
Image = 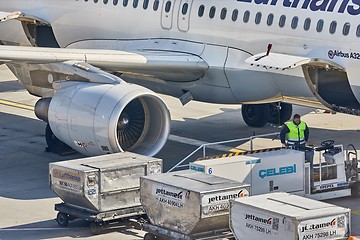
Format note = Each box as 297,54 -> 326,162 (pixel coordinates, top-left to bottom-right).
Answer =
0,64 -> 359,239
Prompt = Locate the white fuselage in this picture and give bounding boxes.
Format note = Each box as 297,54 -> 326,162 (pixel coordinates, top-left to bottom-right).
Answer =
1,0 -> 360,106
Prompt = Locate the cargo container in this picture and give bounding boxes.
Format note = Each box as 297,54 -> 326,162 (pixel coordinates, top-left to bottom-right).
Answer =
230,192 -> 351,240
140,170 -> 250,239
190,149 -> 305,195
49,152 -> 162,233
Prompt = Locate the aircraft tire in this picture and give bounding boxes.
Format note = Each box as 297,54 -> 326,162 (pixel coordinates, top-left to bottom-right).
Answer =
269,103 -> 293,125
241,104 -> 270,127
45,124 -> 72,154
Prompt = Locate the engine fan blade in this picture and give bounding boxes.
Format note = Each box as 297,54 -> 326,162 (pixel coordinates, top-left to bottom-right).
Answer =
117,98 -> 145,151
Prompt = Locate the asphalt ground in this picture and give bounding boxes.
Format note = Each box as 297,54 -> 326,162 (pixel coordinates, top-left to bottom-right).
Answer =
0,64 -> 359,239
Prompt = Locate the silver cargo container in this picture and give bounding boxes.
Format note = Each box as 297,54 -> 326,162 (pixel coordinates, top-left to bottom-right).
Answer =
50,152 -> 162,212
140,170 -> 250,236
230,192 -> 351,240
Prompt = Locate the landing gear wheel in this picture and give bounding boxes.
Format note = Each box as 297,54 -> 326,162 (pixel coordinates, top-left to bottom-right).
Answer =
269,103 -> 292,125
241,104 -> 270,127
144,233 -> 156,240
56,212 -> 69,227
45,124 -> 72,154
351,182 -> 360,198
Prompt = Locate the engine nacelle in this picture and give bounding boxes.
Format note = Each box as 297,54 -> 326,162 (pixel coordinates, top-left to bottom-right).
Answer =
46,82 -> 170,156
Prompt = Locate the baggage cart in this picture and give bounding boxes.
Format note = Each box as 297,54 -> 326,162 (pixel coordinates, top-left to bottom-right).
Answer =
49,152 -> 162,233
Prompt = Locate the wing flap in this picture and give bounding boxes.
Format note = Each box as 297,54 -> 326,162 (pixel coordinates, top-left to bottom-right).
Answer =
0,46 -> 208,81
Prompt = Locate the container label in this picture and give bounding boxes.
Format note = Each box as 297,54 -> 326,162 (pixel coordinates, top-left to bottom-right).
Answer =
51,168 -> 82,193
202,188 -> 249,217
231,207 -> 295,238
243,211 -> 280,235
259,164 -> 296,179
298,214 -> 348,240
152,183 -> 189,208
190,165 -> 205,172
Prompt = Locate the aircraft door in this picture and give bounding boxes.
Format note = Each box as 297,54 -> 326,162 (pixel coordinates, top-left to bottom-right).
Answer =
177,0 -> 193,32
161,0 -> 176,29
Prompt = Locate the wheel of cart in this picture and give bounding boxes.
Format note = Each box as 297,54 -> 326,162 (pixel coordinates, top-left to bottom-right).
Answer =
89,221 -> 106,235
144,233 -> 157,240
351,181 -> 360,197
56,212 -> 70,227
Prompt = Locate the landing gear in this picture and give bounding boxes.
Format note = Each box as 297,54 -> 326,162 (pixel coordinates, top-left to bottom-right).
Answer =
269,103 -> 292,125
241,103 -> 292,127
45,124 -> 72,154
241,104 -> 270,127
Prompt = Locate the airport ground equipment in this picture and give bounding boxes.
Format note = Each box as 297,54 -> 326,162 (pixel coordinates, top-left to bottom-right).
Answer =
190,141 -> 360,200
230,192 -> 351,240
49,152 -> 162,234
140,170 -> 250,240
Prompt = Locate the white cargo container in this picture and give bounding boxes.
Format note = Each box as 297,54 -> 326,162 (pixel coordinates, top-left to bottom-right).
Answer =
190,149 -> 305,195
50,152 -> 162,212
140,170 -> 251,238
230,192 -> 351,240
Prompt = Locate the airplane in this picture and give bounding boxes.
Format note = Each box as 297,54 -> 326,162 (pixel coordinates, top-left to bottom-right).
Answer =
0,0 -> 359,157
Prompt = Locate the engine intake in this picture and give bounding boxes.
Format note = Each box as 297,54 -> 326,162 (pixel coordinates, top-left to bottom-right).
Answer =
43,82 -> 170,156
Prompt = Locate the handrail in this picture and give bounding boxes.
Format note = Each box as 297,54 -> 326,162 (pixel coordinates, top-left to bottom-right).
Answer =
167,132 -> 280,172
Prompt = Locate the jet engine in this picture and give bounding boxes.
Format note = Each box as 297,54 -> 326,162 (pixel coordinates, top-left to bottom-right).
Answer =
35,82 -> 171,156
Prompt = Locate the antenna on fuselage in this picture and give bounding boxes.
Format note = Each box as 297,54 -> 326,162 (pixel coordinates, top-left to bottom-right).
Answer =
255,43 -> 272,61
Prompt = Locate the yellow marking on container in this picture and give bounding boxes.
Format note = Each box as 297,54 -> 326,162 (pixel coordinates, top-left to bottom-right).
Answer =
229,148 -> 246,153
0,99 -> 34,111
202,147 -> 284,160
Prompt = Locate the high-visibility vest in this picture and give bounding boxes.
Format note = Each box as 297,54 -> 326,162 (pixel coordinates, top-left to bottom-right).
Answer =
285,121 -> 306,145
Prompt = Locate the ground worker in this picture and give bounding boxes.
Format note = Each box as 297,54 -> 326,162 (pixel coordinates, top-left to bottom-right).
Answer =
280,114 -> 309,149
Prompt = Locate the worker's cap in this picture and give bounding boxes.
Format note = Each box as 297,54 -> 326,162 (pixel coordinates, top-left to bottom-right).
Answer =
293,114 -> 301,119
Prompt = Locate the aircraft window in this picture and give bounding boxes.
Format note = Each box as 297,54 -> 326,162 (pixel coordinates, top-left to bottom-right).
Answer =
232,9 -> 238,22
279,15 -> 286,28
103,0 -> 108,3
291,16 -> 298,29
255,12 -> 262,24
316,19 -> 324,32
343,23 -> 350,35
243,10 -> 250,23
182,3 -> 188,15
209,6 -> 216,19
94,0 -> 98,3
329,21 -> 337,34
153,0 -> 159,10
304,18 -> 311,31
113,0 -> 118,5
267,13 -> 274,26
357,25 -> 360,37
198,5 -> 205,17
165,1 -> 171,13
133,0 -> 138,8
143,0 -> 149,9
220,8 -> 227,20
123,0 -> 128,7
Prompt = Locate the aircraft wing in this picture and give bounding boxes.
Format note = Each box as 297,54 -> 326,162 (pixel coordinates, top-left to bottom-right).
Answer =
0,45 -> 208,81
